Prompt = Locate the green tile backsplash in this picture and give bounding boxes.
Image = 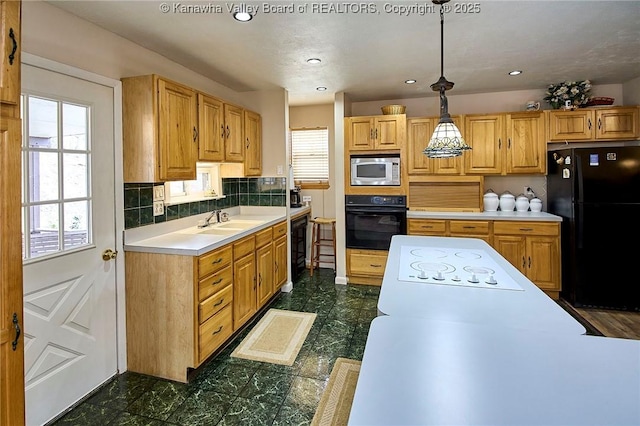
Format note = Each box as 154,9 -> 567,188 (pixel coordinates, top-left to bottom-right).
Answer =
124,177 -> 287,229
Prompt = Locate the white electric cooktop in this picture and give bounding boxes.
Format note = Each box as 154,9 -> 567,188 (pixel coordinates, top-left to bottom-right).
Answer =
398,246 -> 523,291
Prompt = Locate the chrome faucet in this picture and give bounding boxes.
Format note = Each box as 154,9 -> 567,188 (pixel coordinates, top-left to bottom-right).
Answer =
199,209 -> 222,228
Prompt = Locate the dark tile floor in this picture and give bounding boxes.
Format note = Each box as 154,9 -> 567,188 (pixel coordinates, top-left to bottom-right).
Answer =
50,269 -> 380,426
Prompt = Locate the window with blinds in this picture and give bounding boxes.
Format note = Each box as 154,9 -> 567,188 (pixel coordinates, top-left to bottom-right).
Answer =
291,127 -> 329,189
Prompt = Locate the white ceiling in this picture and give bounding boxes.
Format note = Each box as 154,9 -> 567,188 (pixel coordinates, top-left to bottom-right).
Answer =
47,1 -> 640,106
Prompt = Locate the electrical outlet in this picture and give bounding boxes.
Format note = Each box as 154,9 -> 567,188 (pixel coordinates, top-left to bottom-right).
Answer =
153,201 -> 164,216
277,165 -> 283,175
153,185 -> 165,201
302,195 -> 311,202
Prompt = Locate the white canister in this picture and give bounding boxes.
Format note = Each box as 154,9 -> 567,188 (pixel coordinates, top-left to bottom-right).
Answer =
530,198 -> 543,212
499,191 -> 516,211
483,189 -> 499,212
515,194 -> 530,212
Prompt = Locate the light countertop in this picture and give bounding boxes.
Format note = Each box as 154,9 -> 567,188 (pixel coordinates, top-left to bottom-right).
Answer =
407,210 -> 562,222
349,315 -> 640,426
124,206 -> 307,256
378,235 -> 585,335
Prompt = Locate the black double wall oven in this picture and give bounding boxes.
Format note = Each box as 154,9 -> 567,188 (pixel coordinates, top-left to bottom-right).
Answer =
345,195 -> 407,251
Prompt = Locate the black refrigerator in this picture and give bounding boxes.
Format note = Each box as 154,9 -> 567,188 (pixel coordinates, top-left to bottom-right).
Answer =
547,145 -> 640,311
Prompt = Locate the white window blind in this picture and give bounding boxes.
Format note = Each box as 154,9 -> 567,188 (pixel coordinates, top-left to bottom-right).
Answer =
291,127 -> 329,184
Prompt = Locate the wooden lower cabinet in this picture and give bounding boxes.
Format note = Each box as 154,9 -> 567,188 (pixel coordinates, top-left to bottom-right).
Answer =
233,235 -> 257,330
407,218 -> 560,297
125,221 -> 289,383
493,221 -> 561,299
347,248 -> 388,286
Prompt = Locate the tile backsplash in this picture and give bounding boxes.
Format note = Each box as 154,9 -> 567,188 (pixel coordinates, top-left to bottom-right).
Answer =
124,177 -> 287,229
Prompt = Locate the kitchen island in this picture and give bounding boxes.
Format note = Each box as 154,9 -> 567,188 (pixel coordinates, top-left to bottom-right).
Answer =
378,235 -> 584,335
349,315 -> 640,426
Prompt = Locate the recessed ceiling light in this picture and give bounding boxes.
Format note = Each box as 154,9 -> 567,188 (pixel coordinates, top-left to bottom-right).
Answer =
232,7 -> 254,22
405,79 -> 417,84
307,58 -> 322,64
509,70 -> 523,76
316,87 -> 327,91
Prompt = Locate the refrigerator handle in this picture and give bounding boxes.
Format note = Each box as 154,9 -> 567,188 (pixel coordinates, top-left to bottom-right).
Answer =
575,153 -> 584,202
576,203 -> 583,249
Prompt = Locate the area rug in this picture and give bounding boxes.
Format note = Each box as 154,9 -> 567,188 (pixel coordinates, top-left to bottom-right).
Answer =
231,309 -> 316,365
311,358 -> 362,426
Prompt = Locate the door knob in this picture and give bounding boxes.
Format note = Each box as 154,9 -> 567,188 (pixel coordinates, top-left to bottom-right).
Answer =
102,249 -> 118,261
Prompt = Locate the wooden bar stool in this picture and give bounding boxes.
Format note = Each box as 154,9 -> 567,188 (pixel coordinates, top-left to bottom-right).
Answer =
309,217 -> 336,276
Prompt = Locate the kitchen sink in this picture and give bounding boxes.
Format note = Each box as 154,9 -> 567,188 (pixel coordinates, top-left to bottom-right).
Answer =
215,220 -> 264,230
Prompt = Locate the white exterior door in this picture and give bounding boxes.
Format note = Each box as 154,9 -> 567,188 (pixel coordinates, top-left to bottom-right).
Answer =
21,64 -> 117,426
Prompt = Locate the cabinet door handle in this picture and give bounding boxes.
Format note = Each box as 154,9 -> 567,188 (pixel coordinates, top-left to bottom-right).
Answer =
370,128 -> 374,140
193,126 -> 198,142
12,313 -> 20,351
212,258 -> 223,265
522,256 -> 526,269
462,226 -> 476,229
375,128 -> 378,139
211,277 -> 223,286
213,298 -> 225,307
598,118 -> 602,130
508,138 -> 511,149
258,273 -> 262,286
226,125 -> 230,138
421,225 -> 433,229
588,118 -> 592,130
519,228 -> 533,232
9,28 -> 18,65
221,124 -> 225,138
528,256 -> 531,268
275,261 -> 278,272
212,325 -> 223,335
246,138 -> 250,149
498,138 -> 502,149
370,264 -> 382,268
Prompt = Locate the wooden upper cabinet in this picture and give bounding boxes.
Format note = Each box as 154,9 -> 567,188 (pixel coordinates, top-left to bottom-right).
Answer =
464,114 -> 503,175
346,114 -> 405,151
505,112 -> 546,174
243,109 -> 262,176
224,103 -> 244,162
548,107 -> 638,141
122,75 -> 198,182
595,107 -> 638,140
407,116 -> 462,175
0,0 -> 21,112
197,93 -> 224,162
547,109 -> 594,141
158,78 -> 198,180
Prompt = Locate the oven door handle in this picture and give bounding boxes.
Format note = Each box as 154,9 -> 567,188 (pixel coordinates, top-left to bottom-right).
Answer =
346,207 -> 407,214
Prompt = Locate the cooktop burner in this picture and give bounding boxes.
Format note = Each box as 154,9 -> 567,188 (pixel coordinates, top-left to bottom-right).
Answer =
398,245 -> 523,291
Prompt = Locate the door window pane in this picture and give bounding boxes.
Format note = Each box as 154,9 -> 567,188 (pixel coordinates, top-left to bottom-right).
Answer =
28,97 -> 58,149
63,103 -> 88,150
63,153 -> 88,198
28,151 -> 58,202
22,94 -> 93,260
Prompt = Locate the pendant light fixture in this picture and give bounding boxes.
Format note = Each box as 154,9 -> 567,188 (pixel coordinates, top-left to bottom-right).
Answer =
424,0 -> 471,158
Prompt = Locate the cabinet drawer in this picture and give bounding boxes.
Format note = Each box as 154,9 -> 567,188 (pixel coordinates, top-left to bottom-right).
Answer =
233,235 -> 256,259
198,304 -> 233,363
198,265 -> 232,302
349,251 -> 388,277
198,245 -> 232,278
255,227 -> 272,248
408,219 -> 446,235
272,221 -> 287,239
199,284 -> 233,324
493,221 -> 559,236
449,220 -> 490,235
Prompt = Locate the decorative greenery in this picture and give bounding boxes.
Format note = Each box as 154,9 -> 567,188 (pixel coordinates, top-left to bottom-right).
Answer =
543,80 -> 592,109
